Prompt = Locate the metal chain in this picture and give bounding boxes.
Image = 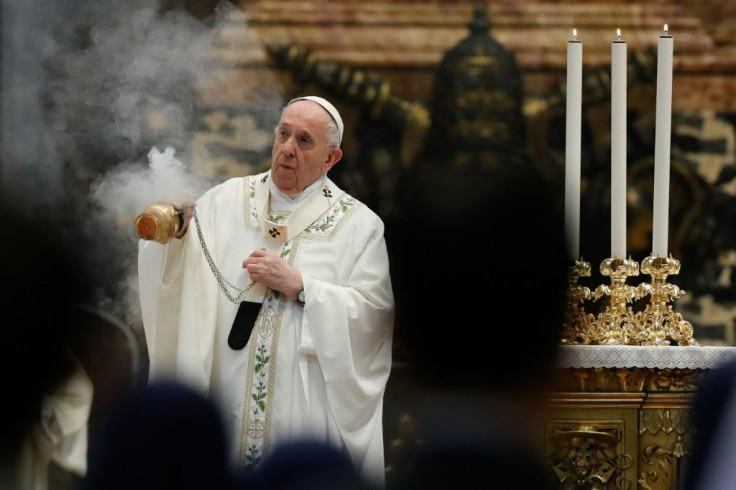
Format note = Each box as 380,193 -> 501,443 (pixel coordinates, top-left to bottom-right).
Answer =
193,209 -> 254,304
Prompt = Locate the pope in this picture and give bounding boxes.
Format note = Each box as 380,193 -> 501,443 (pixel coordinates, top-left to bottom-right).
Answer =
137,95 -> 395,486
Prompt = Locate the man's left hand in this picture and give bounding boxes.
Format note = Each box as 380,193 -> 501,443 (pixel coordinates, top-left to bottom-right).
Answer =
243,249 -> 303,301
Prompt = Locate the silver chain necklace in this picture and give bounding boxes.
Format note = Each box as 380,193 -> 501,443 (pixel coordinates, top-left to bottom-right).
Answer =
193,209 -> 254,303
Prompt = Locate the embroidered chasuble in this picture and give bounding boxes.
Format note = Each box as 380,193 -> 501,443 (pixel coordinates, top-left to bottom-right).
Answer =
138,171 -> 395,487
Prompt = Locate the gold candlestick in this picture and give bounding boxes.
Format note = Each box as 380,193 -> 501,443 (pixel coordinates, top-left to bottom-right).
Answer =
561,258 -> 595,344
636,254 -> 697,346
590,257 -> 643,344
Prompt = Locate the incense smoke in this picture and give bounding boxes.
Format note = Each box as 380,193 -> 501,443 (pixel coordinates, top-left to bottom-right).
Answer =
1,0 -> 284,330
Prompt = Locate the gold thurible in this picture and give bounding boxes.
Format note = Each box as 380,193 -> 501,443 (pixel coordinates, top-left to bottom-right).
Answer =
135,202 -> 184,244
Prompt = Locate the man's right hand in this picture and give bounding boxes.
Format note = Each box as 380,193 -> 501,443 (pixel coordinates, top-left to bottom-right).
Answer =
174,201 -> 196,239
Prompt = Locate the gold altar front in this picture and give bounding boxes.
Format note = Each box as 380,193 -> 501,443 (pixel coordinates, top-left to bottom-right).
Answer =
546,345 -> 736,490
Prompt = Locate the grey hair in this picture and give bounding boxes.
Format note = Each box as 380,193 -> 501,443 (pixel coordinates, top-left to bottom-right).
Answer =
324,120 -> 340,148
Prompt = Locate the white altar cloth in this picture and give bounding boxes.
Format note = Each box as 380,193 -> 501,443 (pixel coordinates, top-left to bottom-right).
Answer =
555,345 -> 736,370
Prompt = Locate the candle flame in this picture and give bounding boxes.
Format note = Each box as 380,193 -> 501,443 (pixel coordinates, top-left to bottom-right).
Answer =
616,28 -> 621,40
572,28 -> 577,40
664,24 -> 669,35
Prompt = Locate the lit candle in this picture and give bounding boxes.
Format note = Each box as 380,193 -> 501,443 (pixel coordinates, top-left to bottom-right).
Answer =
652,24 -> 673,257
565,28 -> 583,260
611,28 -> 627,259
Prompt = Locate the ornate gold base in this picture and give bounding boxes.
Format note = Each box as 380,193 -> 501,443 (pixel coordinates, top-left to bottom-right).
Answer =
590,257 -> 642,345
561,258 -> 594,344
637,255 -> 697,346
561,254 -> 697,346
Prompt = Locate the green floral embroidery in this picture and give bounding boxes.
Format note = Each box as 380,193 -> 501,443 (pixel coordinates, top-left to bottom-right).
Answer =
267,213 -> 287,223
252,343 -> 269,410
246,176 -> 260,228
241,243 -> 293,471
305,197 -> 356,235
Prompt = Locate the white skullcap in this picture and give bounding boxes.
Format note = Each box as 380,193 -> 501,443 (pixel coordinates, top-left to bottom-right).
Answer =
288,96 -> 344,146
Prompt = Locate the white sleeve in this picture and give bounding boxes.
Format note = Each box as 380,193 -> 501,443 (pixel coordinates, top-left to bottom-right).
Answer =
299,213 -> 395,481
138,237 -> 186,379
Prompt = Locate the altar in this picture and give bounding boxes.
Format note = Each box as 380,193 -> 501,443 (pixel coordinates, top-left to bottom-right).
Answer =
545,345 -> 736,489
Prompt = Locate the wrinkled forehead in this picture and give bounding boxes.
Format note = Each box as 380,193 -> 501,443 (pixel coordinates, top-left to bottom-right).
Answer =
285,96 -> 343,145
279,100 -> 332,130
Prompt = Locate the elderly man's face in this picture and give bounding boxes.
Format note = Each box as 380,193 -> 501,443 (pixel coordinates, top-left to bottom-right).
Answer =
270,100 -> 342,196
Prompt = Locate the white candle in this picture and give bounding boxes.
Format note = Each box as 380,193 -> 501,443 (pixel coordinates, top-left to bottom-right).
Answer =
565,29 -> 583,260
652,25 -> 674,257
611,29 -> 627,258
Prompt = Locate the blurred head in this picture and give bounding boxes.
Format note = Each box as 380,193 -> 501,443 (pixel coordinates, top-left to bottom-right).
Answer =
270,97 -> 343,196
0,201 -> 93,462
83,381 -> 234,490
394,162 -> 568,395
246,439 -> 372,490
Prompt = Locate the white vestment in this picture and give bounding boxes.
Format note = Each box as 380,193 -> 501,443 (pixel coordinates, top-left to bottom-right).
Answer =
138,172 -> 394,486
